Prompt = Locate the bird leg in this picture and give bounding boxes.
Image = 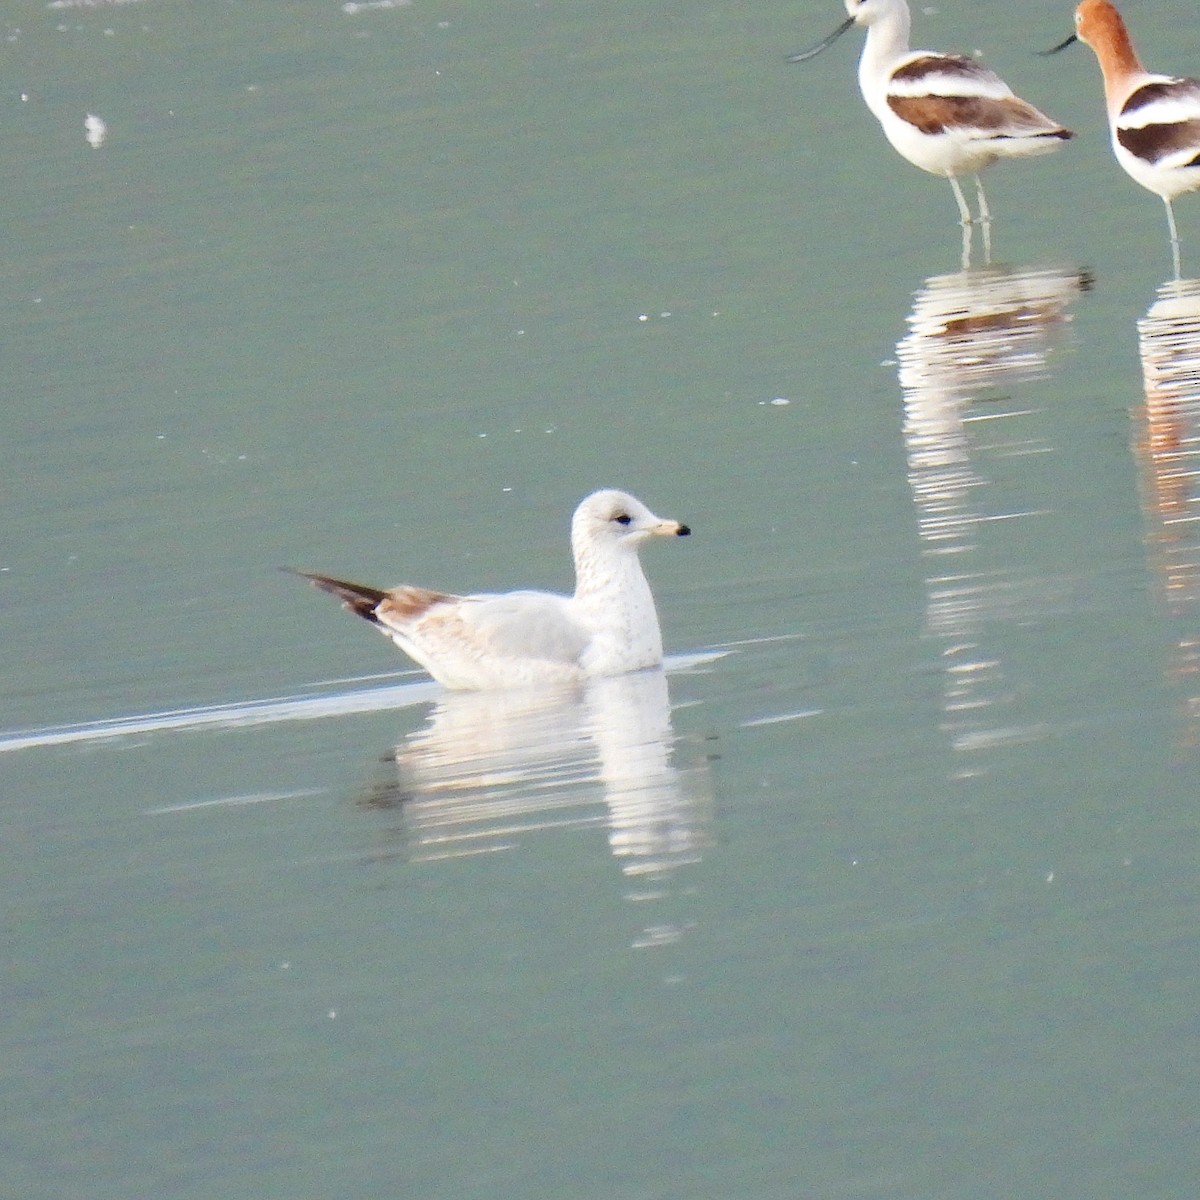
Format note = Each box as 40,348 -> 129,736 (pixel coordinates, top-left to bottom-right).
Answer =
973,174 -> 993,265
949,175 -> 975,269
1164,197 -> 1182,281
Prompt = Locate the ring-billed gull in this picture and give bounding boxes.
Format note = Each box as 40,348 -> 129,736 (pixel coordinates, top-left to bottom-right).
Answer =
291,489 -> 690,691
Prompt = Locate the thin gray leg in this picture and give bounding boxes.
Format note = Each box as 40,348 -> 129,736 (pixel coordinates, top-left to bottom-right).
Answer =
1164,197 -> 1182,280
974,174 -> 992,265
948,175 -> 972,227
949,175 -> 973,269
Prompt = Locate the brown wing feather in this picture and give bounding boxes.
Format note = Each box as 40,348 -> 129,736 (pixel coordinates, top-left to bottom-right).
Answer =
287,569 -> 391,623
376,586 -> 459,624
288,568 -> 459,630
888,93 -> 1070,138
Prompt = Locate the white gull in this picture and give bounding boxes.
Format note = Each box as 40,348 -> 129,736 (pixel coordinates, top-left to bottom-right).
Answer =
291,489 -> 690,691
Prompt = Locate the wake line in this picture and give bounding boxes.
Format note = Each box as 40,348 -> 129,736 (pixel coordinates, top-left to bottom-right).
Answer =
0,678 -> 440,753
0,648 -> 733,755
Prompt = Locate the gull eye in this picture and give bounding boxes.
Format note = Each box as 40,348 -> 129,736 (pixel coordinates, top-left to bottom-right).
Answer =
613,513 -> 633,526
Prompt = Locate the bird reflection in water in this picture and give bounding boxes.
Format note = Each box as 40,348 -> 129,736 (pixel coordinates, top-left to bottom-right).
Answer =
1136,278 -> 1200,751
897,264 -> 1092,771
360,669 -> 712,944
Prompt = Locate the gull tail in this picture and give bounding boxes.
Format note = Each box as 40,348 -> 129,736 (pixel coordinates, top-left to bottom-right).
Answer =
284,568 -> 387,624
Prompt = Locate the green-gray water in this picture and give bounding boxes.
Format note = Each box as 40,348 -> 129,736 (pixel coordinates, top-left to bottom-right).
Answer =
4,2 -> 1198,1196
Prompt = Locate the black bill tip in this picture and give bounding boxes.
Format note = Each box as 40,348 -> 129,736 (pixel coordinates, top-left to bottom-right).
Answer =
786,15 -> 856,64
1037,33 -> 1079,57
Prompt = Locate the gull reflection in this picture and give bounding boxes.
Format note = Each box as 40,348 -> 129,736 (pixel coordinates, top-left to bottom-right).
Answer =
897,265 -> 1091,770
364,670 -> 711,942
1136,279 -> 1200,750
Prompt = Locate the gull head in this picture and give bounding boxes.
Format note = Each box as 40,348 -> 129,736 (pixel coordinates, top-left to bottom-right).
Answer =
571,489 -> 690,555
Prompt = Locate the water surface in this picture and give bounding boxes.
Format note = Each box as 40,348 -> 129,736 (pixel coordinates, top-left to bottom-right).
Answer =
4,2 -> 1199,1197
